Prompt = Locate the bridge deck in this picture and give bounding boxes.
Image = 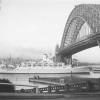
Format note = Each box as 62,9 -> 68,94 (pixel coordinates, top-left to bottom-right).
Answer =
59,33 -> 100,56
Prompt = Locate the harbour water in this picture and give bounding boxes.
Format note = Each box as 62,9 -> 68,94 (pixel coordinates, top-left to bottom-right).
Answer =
0,73 -> 66,90
0,73 -> 48,90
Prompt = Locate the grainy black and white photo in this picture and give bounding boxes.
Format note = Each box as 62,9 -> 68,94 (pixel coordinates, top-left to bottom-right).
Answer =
0,0 -> 100,100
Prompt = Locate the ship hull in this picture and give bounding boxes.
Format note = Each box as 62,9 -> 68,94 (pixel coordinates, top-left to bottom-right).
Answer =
0,65 -> 100,79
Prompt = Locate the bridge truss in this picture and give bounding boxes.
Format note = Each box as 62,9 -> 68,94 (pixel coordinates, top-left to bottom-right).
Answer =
57,4 -> 100,63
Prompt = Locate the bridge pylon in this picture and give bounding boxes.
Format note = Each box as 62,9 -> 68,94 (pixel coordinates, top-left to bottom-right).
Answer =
97,39 -> 100,48
54,44 -> 72,64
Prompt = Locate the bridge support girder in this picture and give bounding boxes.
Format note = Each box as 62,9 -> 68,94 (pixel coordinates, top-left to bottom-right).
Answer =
97,39 -> 100,48
63,55 -> 72,65
55,54 -> 72,65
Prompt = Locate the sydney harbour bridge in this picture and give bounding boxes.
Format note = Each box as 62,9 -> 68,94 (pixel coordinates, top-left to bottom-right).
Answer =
1,4 -> 100,99
56,4 -> 100,64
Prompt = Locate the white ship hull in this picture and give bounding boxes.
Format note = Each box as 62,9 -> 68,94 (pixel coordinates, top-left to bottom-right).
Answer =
0,65 -> 100,79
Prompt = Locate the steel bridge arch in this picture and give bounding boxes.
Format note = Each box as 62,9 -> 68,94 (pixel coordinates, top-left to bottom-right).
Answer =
60,4 -> 100,49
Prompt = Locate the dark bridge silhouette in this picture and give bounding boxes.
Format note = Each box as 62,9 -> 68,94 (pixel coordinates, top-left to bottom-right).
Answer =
57,4 -> 100,63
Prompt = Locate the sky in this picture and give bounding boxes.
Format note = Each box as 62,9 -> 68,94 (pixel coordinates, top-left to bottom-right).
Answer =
0,0 -> 100,61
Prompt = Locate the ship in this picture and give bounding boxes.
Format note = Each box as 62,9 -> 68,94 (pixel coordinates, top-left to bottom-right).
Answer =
0,53 -> 100,77
0,53 -> 70,75
0,53 -> 100,92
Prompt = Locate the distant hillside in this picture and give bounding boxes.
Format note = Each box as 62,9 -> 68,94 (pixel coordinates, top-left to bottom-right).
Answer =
0,45 -> 43,59
12,47 -> 43,59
